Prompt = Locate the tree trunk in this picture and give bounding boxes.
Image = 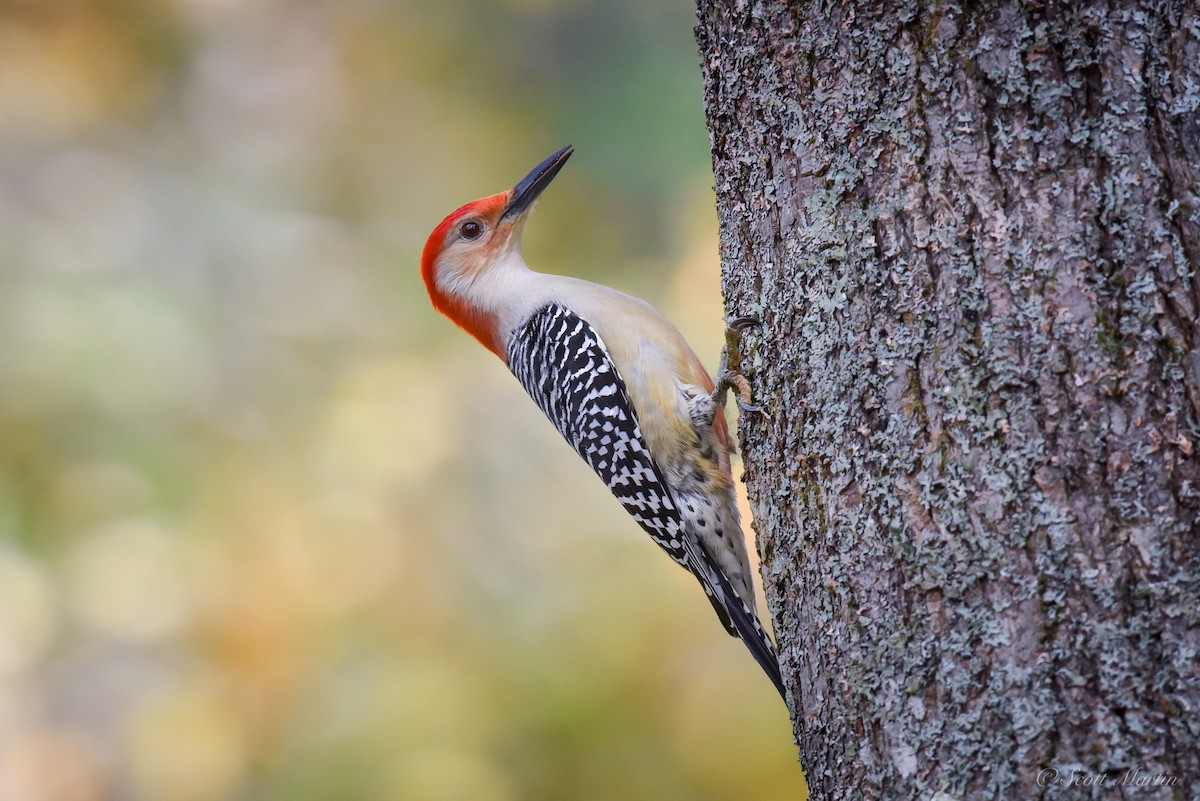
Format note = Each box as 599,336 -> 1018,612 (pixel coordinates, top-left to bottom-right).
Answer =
694,2 -> 1200,798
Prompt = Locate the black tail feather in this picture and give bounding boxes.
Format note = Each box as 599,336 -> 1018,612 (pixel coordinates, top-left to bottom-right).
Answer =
693,544 -> 788,701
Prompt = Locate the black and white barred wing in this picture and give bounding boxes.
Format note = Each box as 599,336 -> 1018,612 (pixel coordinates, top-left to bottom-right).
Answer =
506,303 -> 689,566
506,303 -> 786,697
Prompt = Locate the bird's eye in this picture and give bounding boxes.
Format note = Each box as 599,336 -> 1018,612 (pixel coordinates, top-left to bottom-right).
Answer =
460,220 -> 484,240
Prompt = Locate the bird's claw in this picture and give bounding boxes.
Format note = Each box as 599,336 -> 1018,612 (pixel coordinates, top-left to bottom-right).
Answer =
714,316 -> 763,416
737,400 -> 763,415
728,372 -> 762,416
727,314 -> 761,332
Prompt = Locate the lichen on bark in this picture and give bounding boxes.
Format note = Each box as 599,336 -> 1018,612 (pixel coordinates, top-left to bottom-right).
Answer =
695,2 -> 1200,798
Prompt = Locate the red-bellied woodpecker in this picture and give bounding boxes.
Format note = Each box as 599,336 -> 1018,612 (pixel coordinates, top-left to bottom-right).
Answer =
420,146 -> 785,699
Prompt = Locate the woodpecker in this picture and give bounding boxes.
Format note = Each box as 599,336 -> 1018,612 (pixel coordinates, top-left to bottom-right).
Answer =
421,146 -> 785,699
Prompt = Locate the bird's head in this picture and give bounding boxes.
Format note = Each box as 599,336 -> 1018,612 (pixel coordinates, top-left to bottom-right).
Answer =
421,146 -> 573,355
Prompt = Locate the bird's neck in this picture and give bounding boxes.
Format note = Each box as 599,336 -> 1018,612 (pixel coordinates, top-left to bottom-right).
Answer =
437,249 -> 538,360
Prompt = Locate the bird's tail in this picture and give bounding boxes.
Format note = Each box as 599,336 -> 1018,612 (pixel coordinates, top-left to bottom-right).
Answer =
693,543 -> 787,701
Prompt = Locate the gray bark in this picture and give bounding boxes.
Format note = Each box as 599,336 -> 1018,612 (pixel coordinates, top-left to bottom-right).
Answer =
694,2 -> 1200,799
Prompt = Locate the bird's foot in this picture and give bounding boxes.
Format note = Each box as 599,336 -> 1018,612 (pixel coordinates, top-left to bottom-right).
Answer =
719,372 -> 760,415
712,316 -> 762,415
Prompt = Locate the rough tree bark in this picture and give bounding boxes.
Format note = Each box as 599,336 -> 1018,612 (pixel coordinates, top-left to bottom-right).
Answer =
694,2 -> 1199,799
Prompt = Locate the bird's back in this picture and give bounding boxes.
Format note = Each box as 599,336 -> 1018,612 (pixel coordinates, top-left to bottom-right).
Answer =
510,275 -> 757,611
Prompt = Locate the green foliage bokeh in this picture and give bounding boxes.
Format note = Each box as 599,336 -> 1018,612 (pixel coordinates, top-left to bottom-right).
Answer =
0,1 -> 801,799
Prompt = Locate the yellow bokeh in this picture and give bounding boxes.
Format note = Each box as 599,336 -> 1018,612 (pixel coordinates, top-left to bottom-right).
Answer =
0,1 -> 803,799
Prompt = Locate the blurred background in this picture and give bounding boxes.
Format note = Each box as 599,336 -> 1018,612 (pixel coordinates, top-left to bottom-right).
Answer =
0,0 -> 802,799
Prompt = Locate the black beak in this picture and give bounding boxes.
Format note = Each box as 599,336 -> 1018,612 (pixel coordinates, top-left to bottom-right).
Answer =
501,145 -> 573,221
